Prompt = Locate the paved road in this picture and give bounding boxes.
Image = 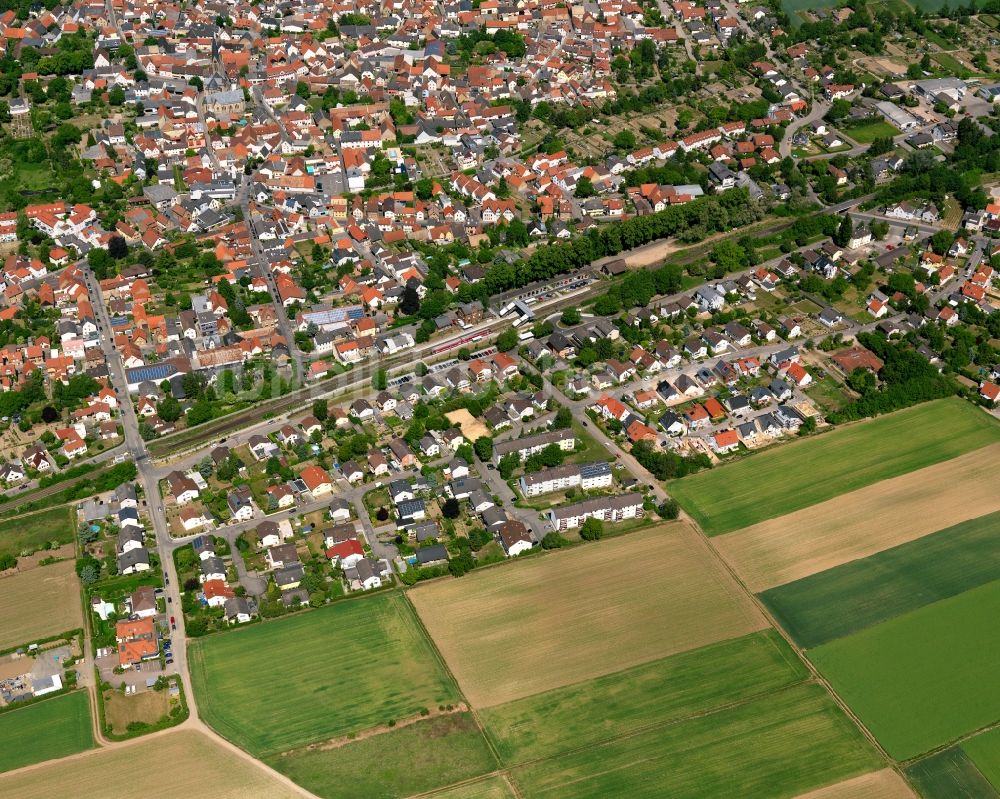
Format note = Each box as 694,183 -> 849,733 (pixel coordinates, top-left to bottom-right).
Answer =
779,100 -> 831,158
82,263 -> 195,705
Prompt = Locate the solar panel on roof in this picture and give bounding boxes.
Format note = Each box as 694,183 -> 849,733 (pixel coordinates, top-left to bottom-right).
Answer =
126,363 -> 176,383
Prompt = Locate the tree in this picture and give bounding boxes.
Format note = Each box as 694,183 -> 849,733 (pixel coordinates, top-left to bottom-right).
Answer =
108,235 -> 128,260
108,86 -> 125,105
87,247 -> 111,279
399,285 -> 420,316
296,81 -> 310,99
833,214 -> 853,247
473,436 -> 493,462
560,308 -> 581,326
372,368 -> 388,391
442,498 -> 460,519
496,328 -> 518,352
930,229 -> 953,256
312,399 -> 328,421
658,499 -> 680,520
613,129 -> 636,150
575,177 -> 596,198
468,528 -> 492,550
847,367 -> 876,395
580,517 -> 603,541
157,394 -> 181,422
498,452 -> 520,479
76,555 -> 100,583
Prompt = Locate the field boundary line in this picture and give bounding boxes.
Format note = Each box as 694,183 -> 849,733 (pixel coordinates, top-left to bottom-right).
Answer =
399,591 -> 507,774
689,506 -> 907,783
409,682 -> 835,799
900,712 -> 1000,769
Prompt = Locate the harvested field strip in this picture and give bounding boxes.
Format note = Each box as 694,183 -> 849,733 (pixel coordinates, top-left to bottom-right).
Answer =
0,560 -> 83,650
0,728 -> 304,798
0,691 -> 93,773
508,684 -> 882,799
792,770 -> 915,799
762,511 -> 1000,648
669,399 -> 1000,536
904,748 -> 999,799
268,713 -> 498,799
714,443 -> 1000,592
410,524 -> 766,708
811,580 -> 1000,760
964,730 -> 1000,794
480,630 -> 807,766
432,776 -> 518,799
190,592 -> 461,756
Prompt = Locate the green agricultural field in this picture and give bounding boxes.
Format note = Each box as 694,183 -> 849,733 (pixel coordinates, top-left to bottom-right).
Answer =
811,580 -> 1000,760
481,631 -> 807,765
268,714 -> 497,799
0,692 -> 94,772
0,506 -> 75,560
844,120 -> 900,143
963,730 -> 1000,794
509,684 -> 881,799
762,512 -> 1000,649
190,593 -> 461,756
904,748 -> 999,799
669,399 -> 1000,536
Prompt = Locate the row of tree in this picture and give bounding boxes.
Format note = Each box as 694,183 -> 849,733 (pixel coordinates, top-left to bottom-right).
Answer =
479,191 -> 760,298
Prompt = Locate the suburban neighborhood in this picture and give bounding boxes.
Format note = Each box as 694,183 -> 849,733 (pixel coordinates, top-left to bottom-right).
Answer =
1,0 -> 1000,796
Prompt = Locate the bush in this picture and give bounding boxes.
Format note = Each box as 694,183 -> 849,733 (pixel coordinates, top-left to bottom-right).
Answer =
541,532 -> 566,549
579,517 -> 603,541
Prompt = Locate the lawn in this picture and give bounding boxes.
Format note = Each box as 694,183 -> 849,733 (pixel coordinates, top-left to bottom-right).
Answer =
962,729 -> 1000,793
904,748 -> 999,799
811,579 -> 1000,760
933,52 -> 969,76
669,398 -> 1000,536
189,593 -> 461,756
103,688 -> 170,736
410,524 -> 765,708
0,505 -> 75,560
805,377 -> 855,414
843,120 -> 900,144
268,713 -> 498,799
0,691 -> 94,772
566,421 -> 609,465
480,630 -> 807,765
792,298 -> 823,315
762,511 -> 1000,649
0,729 -> 303,798
509,684 -> 882,799
0,560 -> 83,650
